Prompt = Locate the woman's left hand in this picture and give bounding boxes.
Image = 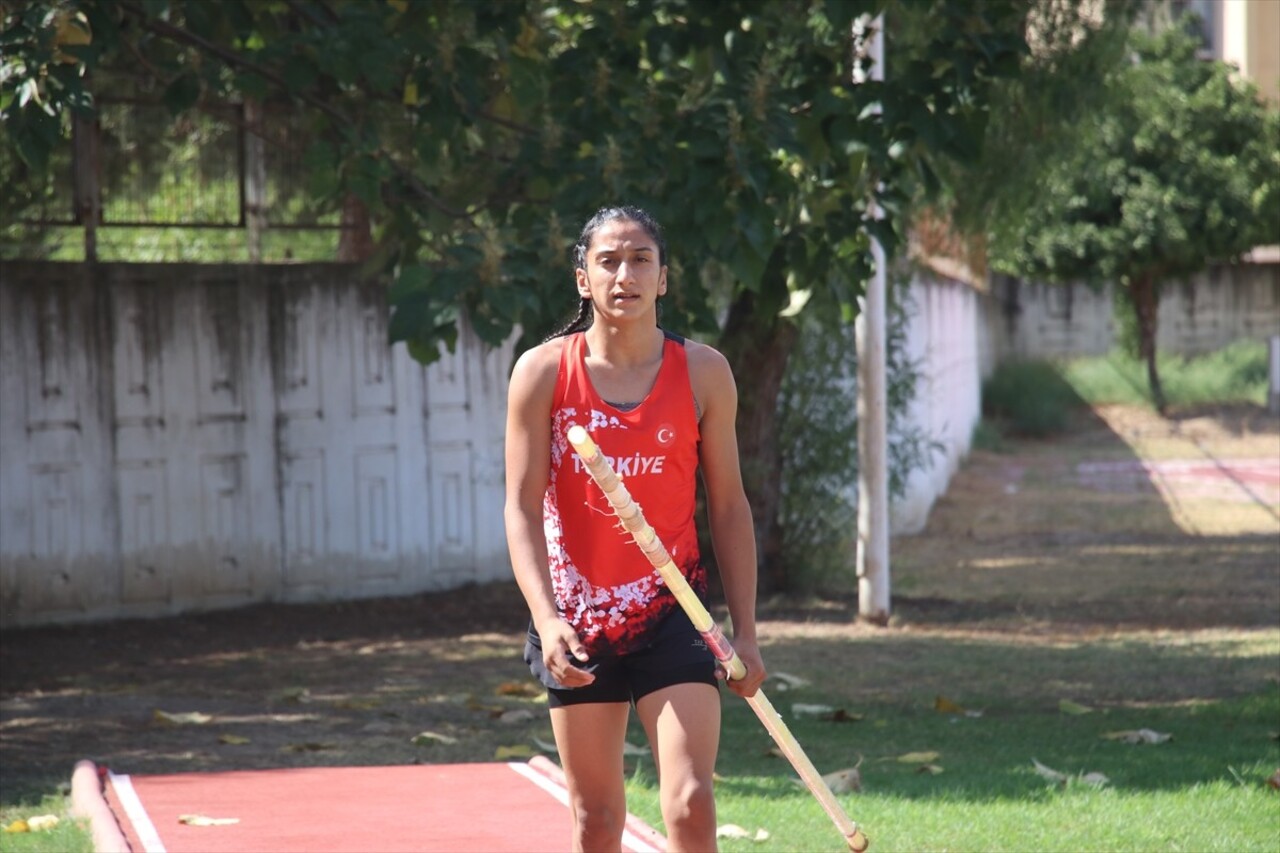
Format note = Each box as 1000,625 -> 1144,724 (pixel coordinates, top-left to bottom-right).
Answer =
722,636 -> 767,699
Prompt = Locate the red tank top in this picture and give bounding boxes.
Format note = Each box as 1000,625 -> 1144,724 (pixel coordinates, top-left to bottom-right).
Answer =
544,330 -> 704,656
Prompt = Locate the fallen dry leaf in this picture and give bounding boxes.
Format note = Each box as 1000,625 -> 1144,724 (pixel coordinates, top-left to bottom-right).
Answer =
717,824 -> 770,841
495,744 -> 536,760
411,731 -> 458,746
274,686 -> 311,704
820,766 -> 863,794
217,734 -> 250,745
496,681 -> 542,697
791,703 -> 862,722
1032,758 -> 1109,788
917,764 -> 945,775
5,815 -> 60,834
896,751 -> 941,764
153,710 -> 213,726
1266,769 -> 1280,791
178,814 -> 240,827
1101,728 -> 1172,745
1032,758 -> 1069,785
935,695 -> 985,718
498,709 -> 536,724
767,672 -> 810,691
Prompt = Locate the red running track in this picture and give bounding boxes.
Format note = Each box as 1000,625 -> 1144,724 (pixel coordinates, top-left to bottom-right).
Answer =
72,758 -> 666,853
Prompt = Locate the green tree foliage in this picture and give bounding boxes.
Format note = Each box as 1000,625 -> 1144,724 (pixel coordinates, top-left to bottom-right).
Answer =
991,19 -> 1280,411
3,0 -> 1035,344
3,0 -> 1046,588
938,0 -> 1140,260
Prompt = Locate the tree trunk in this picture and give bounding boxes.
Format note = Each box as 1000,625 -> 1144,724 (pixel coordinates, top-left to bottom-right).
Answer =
1128,273 -> 1166,413
337,194 -> 374,262
718,285 -> 799,593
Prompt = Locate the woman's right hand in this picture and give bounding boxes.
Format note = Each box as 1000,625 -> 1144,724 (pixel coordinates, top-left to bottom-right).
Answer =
536,618 -> 595,687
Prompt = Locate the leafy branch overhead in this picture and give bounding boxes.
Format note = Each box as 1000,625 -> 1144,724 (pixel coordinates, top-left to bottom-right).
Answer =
4,0 -> 1033,358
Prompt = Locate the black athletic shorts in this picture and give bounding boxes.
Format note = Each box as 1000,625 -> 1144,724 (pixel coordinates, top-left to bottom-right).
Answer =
524,607 -> 719,708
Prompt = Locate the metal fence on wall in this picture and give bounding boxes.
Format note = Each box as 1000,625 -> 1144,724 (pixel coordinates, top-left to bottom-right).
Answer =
4,97 -> 347,263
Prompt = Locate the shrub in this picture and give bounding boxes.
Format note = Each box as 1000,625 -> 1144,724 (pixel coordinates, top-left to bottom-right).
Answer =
982,359 -> 1082,436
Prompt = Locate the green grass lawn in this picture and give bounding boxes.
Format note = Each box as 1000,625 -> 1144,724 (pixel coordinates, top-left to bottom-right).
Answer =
623,688 -> 1280,852
0,794 -> 91,853
982,340 -> 1272,438
1062,340 -> 1271,409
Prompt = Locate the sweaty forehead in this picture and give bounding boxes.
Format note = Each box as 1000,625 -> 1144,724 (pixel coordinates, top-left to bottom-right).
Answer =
589,221 -> 657,255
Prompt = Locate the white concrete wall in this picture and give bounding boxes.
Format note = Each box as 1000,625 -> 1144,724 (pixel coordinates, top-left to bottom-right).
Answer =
984,262 -> 1280,362
0,263 -> 514,627
5,259 -> 1272,625
890,271 -> 985,535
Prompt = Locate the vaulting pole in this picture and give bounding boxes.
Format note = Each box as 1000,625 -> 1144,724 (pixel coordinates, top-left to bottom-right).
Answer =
567,426 -> 869,852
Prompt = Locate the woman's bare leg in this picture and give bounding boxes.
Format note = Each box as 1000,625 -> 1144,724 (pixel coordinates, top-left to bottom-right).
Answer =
550,701 -> 632,852
636,682 -> 721,852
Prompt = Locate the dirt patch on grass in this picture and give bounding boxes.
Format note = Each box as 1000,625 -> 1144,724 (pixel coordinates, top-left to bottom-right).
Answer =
1,404 -> 1277,800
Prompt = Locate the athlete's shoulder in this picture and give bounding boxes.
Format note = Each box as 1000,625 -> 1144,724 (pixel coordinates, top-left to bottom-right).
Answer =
509,336 -> 570,396
682,338 -> 733,380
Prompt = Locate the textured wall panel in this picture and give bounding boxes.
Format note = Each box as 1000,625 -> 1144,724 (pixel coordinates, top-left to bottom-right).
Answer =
113,284 -> 164,426
283,451 -> 326,570
2,263 -> 518,625
199,453 -> 253,594
27,463 -> 86,610
428,444 -> 473,570
118,460 -> 170,603
354,447 -> 399,577
195,281 -> 246,422
280,285 -> 323,419
28,288 -> 79,430
353,285 -> 394,415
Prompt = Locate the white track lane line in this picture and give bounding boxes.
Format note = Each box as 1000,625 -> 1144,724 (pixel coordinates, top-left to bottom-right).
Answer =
506,762 -> 660,853
107,772 -> 168,853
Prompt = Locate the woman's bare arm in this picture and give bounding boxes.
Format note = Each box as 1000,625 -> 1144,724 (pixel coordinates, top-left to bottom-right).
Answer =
689,342 -> 767,697
503,341 -> 594,686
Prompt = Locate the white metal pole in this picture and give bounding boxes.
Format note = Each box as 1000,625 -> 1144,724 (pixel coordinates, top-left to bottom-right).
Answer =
855,15 -> 890,623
